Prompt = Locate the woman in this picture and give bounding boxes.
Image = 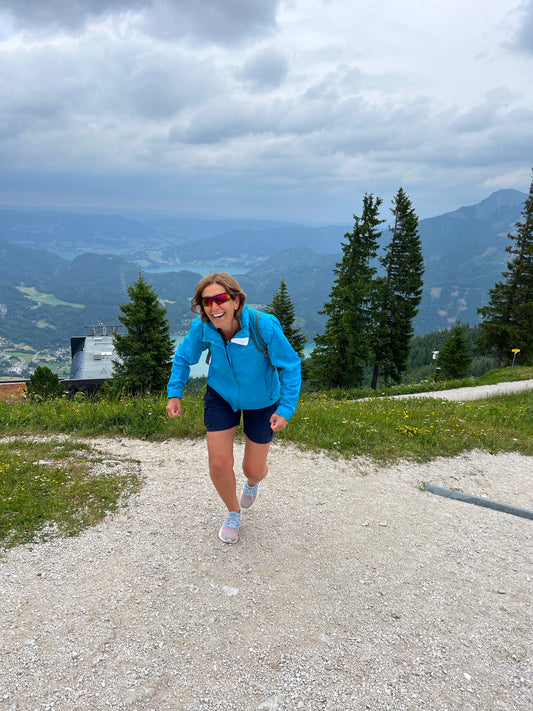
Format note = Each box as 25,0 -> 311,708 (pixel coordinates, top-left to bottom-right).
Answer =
166,272 -> 301,543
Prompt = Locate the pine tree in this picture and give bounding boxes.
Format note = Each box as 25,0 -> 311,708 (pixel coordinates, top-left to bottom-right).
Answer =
370,187 -> 424,388
310,193 -> 384,388
110,273 -> 174,395
267,279 -> 306,358
436,324 -> 472,380
478,169 -> 533,366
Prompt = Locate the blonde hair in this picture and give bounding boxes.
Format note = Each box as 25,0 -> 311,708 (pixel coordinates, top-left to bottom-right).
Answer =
192,272 -> 247,323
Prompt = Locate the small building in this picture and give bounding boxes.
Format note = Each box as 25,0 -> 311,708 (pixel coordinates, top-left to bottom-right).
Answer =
63,324 -> 121,393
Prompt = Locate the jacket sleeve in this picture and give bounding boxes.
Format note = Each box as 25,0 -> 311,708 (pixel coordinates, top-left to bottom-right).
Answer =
167,318 -> 207,398
263,314 -> 302,421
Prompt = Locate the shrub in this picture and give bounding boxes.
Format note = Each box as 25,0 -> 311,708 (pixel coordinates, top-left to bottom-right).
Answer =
26,366 -> 66,402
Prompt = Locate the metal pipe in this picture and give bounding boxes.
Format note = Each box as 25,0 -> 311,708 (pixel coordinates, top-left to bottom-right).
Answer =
423,482 -> 533,521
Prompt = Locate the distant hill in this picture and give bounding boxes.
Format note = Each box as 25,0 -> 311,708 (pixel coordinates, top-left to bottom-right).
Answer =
0,208 -> 344,266
0,189 -> 527,357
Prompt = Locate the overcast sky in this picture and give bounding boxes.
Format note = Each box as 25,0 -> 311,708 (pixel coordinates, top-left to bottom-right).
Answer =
0,0 -> 532,223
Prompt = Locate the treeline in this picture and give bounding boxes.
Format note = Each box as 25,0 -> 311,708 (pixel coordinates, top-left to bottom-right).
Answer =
279,171 -> 533,390
405,325 -> 493,383
307,188 -> 424,390
302,173 -> 533,389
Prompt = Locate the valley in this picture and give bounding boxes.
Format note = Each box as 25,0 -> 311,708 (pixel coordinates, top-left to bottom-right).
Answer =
0,188 -> 527,378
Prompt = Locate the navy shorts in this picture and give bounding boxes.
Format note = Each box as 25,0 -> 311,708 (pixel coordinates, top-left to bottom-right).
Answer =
204,385 -> 280,444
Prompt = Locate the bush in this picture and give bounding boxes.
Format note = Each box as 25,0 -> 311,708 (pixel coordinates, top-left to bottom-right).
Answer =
436,325 -> 472,380
26,366 -> 66,402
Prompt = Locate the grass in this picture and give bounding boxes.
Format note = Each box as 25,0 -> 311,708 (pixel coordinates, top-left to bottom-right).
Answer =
16,285 -> 85,308
0,438 -> 141,549
1,366 -> 531,549
279,391 -> 533,461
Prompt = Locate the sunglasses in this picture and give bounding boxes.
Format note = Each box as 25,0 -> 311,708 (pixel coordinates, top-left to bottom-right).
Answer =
201,292 -> 232,308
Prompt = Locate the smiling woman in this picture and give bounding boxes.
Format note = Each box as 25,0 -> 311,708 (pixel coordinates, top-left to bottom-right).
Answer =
166,271 -> 302,544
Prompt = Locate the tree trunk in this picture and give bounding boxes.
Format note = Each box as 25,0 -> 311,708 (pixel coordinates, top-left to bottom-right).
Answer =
371,363 -> 379,390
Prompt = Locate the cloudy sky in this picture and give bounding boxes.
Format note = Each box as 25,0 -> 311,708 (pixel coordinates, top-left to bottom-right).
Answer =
0,0 -> 532,223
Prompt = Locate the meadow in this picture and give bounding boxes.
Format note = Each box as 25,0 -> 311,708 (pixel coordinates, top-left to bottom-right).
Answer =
1,367 -> 532,549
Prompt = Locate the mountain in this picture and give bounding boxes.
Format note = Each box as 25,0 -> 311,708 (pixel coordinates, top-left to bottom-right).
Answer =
416,188 -> 526,328
0,189 -> 527,368
0,208 -> 345,267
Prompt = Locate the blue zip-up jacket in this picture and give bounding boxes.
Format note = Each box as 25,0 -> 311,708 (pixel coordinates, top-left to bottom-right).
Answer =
167,305 -> 301,421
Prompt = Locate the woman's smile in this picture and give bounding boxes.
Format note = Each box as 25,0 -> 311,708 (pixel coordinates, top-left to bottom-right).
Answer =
202,282 -> 240,337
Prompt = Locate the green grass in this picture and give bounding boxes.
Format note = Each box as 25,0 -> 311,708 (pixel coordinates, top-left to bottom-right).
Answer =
278,391 -> 533,461
16,286 -> 85,308
0,438 -> 141,549
1,367 -> 531,549
475,365 -> 533,385
0,393 -> 206,440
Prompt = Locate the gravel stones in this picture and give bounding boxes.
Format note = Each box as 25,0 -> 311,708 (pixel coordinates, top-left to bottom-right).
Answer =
1,403 -> 532,709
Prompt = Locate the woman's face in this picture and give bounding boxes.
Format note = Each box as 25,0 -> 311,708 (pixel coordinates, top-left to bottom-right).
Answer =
201,282 -> 241,334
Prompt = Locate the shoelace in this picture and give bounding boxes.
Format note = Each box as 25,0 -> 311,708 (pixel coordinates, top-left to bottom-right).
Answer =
224,513 -> 240,529
243,483 -> 258,496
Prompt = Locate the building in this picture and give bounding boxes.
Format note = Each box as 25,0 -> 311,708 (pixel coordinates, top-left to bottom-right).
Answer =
64,323 -> 120,393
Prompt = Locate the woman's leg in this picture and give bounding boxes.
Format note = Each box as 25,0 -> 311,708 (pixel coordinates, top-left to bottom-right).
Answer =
206,426 -> 240,512
242,436 -> 271,486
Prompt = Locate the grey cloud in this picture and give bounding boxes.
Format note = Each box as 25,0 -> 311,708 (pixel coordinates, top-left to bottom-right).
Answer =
513,1 -> 533,53
237,47 -> 288,92
168,99 -> 271,144
0,32 -> 225,142
0,0 -> 145,33
139,0 -> 279,45
3,0 -> 281,45
119,52 -> 224,120
450,88 -> 518,134
0,45 -> 90,138
168,84 -> 434,157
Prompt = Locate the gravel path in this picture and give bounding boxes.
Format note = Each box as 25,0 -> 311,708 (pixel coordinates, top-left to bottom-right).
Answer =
396,379 -> 533,401
1,384 -> 532,711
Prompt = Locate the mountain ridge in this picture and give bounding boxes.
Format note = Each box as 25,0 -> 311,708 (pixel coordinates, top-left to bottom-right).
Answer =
0,189 -> 527,367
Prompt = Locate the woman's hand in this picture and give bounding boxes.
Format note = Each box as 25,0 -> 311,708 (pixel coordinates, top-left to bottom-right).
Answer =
270,413 -> 287,431
166,397 -> 182,418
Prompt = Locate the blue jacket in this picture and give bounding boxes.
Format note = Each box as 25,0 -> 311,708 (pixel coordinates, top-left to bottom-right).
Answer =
167,305 -> 302,421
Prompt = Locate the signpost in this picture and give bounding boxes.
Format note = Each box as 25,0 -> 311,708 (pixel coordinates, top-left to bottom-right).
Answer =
511,348 -> 520,373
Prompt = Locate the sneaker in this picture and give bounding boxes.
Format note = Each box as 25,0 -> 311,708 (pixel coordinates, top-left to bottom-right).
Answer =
219,510 -> 241,544
240,482 -> 259,509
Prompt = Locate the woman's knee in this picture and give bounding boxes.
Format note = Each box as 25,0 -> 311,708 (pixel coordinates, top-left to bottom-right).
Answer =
209,452 -> 234,478
242,458 -> 268,482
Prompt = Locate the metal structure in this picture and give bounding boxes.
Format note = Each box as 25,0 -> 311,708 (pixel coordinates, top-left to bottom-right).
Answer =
64,324 -> 121,393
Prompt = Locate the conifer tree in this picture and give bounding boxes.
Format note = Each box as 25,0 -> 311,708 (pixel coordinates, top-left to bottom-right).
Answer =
110,273 -> 174,395
267,279 -> 306,358
436,324 -> 472,380
370,187 -> 424,388
311,193 -> 384,388
478,169 -> 533,366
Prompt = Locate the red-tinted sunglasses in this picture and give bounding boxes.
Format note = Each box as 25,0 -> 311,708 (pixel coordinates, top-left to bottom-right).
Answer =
201,292 -> 232,308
